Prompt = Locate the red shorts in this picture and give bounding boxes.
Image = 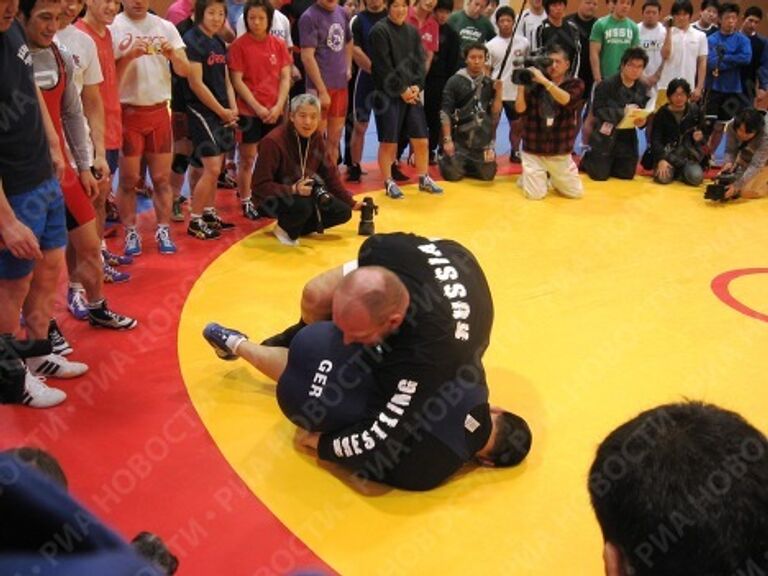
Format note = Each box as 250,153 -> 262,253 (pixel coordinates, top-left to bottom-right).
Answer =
60,166 -> 96,231
122,103 -> 172,157
312,88 -> 348,119
171,111 -> 189,141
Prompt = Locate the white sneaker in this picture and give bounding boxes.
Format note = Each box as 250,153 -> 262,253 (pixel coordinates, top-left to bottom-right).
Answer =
23,371 -> 67,408
27,354 -> 89,379
273,225 -> 299,246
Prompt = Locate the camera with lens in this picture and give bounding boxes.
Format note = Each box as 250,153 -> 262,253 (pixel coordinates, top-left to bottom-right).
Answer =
511,55 -> 553,86
358,196 -> 378,236
310,175 -> 333,208
704,170 -> 741,202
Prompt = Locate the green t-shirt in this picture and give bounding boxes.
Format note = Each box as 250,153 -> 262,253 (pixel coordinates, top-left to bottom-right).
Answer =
447,11 -> 495,50
589,15 -> 639,79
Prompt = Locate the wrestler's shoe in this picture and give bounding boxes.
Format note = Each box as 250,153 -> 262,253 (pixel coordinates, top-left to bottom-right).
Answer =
203,323 -> 248,360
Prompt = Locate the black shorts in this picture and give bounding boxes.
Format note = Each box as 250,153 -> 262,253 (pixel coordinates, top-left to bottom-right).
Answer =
187,107 -> 235,159
238,116 -> 280,144
374,94 -> 428,143
706,90 -> 750,122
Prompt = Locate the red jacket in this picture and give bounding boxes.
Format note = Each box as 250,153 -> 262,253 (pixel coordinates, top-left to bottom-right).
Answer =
251,123 -> 355,206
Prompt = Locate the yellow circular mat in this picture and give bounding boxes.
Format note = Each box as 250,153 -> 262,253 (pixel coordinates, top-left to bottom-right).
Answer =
178,175 -> 768,575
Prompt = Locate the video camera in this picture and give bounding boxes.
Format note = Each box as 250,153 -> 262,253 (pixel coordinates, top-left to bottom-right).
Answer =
511,55 -> 553,86
704,170 -> 741,202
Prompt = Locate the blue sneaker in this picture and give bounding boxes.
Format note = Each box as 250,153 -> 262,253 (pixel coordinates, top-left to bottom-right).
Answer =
66,287 -> 88,321
385,179 -> 404,199
124,229 -> 142,257
103,263 -> 131,283
203,323 -> 248,360
419,174 -> 443,194
155,227 -> 177,255
102,249 -> 133,266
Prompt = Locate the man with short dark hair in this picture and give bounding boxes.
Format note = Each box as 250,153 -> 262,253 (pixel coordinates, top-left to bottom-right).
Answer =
439,42 -> 503,181
658,0 -> 708,106
741,6 -> 768,107
589,0 -> 639,85
720,108 -> 768,200
448,0 -> 495,51
581,46 -> 649,181
588,401 -> 768,576
534,0 -> 581,75
204,231 -> 533,490
692,0 -> 719,36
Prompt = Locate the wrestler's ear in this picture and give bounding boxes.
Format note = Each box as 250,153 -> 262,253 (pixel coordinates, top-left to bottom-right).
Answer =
386,312 -> 405,331
603,542 -> 628,576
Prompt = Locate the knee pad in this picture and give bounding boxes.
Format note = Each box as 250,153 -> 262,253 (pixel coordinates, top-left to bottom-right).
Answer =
171,153 -> 190,175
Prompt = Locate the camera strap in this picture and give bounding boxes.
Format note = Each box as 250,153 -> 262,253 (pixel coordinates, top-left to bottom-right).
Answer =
295,133 -> 310,181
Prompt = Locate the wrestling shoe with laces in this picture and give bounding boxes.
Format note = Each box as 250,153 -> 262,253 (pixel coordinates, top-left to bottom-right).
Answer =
48,318 -> 72,356
203,323 -> 248,360
67,287 -> 88,321
124,229 -> 142,256
188,218 -> 221,240
203,211 -> 235,231
22,370 -> 67,408
242,199 -> 261,220
27,354 -> 88,379
102,249 -> 133,266
88,301 -> 138,330
103,263 -> 131,283
155,227 -> 177,254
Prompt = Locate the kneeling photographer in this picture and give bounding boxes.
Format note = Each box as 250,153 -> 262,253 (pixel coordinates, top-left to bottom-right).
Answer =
709,108 -> 768,201
514,44 -> 585,200
439,42 -> 503,182
252,94 -> 361,246
646,78 -> 708,187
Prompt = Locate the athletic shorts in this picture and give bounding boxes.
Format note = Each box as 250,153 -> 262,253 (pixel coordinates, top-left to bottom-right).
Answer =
237,116 -> 279,144
121,103 -> 173,157
310,87 -> 348,119
374,94 -> 428,143
0,178 -> 67,280
706,90 -> 750,122
171,111 -> 189,141
353,72 -> 376,123
60,166 -> 96,231
187,107 -> 236,159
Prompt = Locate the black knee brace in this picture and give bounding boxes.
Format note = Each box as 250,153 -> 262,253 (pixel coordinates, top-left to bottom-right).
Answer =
171,153 -> 190,175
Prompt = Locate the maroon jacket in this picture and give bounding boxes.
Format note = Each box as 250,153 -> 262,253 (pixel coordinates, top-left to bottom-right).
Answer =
251,123 -> 355,206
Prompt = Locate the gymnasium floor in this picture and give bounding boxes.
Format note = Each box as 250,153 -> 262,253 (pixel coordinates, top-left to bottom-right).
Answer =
2,157 -> 767,575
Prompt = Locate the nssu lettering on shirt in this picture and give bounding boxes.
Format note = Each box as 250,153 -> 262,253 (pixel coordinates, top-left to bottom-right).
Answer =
417,242 -> 471,342
332,379 -> 418,458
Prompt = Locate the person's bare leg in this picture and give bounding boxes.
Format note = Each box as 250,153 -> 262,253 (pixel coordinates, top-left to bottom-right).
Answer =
146,152 -> 173,225
118,155 -> 141,228
237,142 -> 258,202
301,265 -> 345,323
22,248 -> 65,339
378,142 -> 396,181
411,137 -> 428,175
326,116 -> 345,166
350,120 -> 368,167
236,340 -> 289,382
67,221 -> 104,301
0,275 -> 32,333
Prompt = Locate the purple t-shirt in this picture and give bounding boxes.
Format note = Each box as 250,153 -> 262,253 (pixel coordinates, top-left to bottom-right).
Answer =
298,3 -> 350,90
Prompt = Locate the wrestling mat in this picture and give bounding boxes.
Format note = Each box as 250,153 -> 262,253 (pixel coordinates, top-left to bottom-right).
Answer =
179,174 -> 768,575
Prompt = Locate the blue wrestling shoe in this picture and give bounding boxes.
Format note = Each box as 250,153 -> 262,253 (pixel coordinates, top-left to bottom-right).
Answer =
203,323 -> 248,360
419,174 -> 443,194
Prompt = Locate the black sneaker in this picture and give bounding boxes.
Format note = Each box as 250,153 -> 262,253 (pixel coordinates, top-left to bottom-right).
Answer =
203,211 -> 235,232
217,173 -> 237,189
48,318 -> 73,356
509,151 -> 522,163
242,200 -> 261,220
391,162 -> 409,182
347,163 -> 362,183
88,301 -> 138,330
187,218 -> 221,240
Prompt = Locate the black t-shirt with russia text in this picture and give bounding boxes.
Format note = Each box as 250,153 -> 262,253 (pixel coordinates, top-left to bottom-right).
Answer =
317,232 -> 495,490
182,25 -> 229,114
0,21 -> 53,196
